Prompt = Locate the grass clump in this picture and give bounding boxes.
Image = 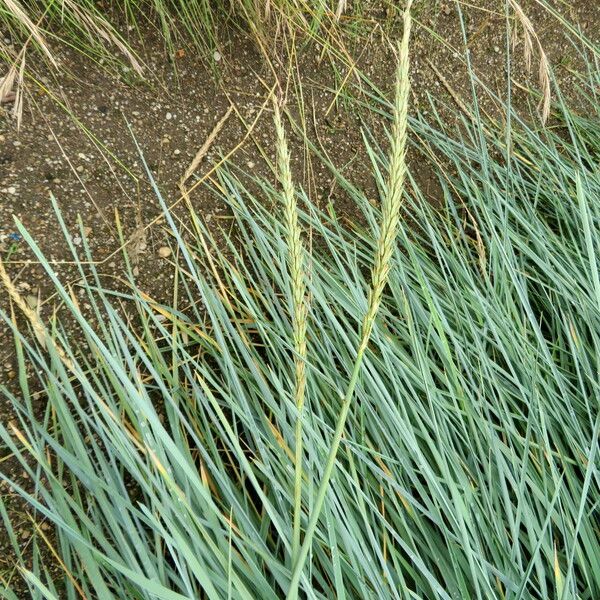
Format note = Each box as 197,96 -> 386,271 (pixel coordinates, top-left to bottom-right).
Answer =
0,24 -> 599,600
0,0 -> 342,72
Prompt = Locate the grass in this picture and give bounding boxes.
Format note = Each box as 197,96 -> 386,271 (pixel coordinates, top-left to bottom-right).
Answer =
0,6 -> 599,600
0,0 -> 347,71
0,0 -> 366,127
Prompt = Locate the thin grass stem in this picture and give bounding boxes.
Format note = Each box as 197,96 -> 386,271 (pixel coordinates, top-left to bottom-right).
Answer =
286,2 -> 413,596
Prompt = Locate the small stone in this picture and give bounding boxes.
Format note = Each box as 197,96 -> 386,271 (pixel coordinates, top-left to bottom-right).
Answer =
20,529 -> 31,540
76,165 -> 84,173
7,186 -> 16,194
7,370 -> 16,380
174,149 -> 181,155
166,112 -> 173,120
213,51 -> 222,62
158,246 -> 171,258
247,161 -> 255,169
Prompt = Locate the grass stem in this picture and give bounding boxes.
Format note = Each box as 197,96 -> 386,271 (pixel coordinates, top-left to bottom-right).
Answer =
285,1 -> 413,596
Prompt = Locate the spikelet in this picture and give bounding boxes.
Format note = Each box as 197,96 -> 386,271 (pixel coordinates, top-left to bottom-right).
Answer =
359,0 -> 412,351
272,96 -> 309,562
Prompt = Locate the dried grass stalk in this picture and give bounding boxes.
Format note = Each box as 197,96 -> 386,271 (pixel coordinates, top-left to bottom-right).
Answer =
179,106 -> 233,190
0,255 -> 73,370
0,64 -> 17,105
3,0 -> 56,66
1,47 -> 27,127
335,0 -> 347,21
510,0 -> 551,124
61,0 -> 143,75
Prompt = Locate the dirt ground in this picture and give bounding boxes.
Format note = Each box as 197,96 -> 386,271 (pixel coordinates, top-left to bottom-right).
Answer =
0,0 -> 598,594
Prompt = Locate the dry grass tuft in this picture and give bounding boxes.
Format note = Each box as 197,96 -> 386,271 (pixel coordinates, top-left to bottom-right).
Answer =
1,0 -> 143,125
3,0 -> 56,66
60,0 -> 144,76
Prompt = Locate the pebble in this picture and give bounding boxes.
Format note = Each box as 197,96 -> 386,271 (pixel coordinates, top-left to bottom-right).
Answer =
158,246 -> 171,258
247,161 -> 255,169
166,112 -> 173,120
7,186 -> 16,194
213,51 -> 222,62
